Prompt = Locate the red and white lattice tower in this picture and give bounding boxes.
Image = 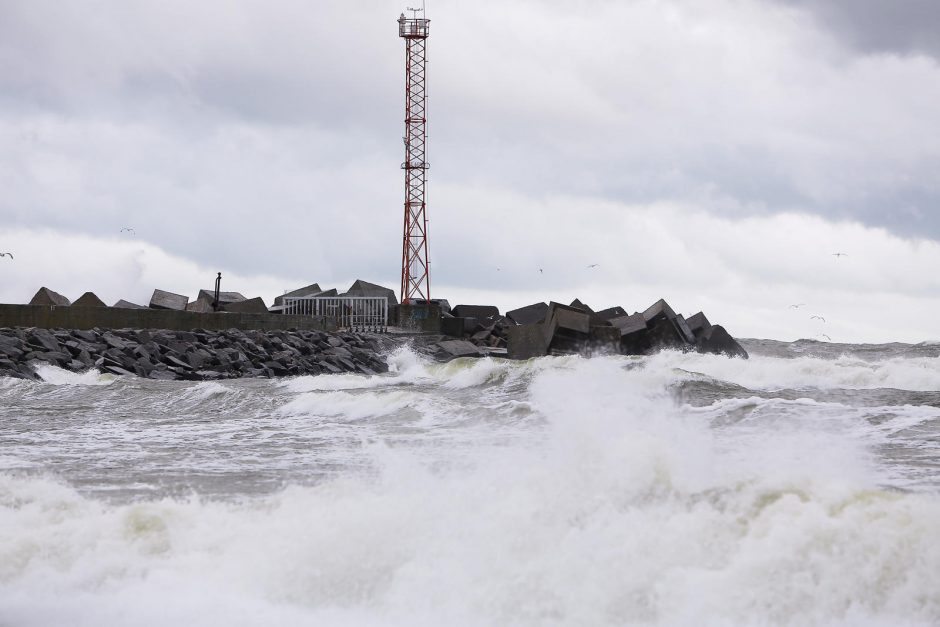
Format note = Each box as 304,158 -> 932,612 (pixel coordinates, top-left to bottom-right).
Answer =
398,10 -> 431,304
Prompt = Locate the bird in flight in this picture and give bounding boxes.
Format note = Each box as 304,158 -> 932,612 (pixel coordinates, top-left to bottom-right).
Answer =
832,252 -> 848,258
120,227 -> 135,235
818,334 -> 832,342
0,252 -> 12,260
810,315 -> 826,322
538,268 -> 543,274
789,303 -> 806,309
587,263 -> 600,269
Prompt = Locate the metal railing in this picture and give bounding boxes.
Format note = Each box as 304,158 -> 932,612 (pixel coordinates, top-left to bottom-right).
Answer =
283,296 -> 388,333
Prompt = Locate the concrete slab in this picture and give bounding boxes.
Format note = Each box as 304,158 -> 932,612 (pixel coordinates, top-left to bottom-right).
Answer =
224,297 -> 268,314
72,292 -> 107,308
452,304 -> 500,319
506,302 -> 548,326
113,300 -> 147,309
29,287 -> 71,307
149,289 -> 189,311
508,324 -> 550,360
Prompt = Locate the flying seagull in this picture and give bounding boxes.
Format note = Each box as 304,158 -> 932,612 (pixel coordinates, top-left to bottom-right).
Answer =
789,303 -> 806,309
587,263 -> 600,268
810,315 -> 826,322
120,227 -> 135,235
818,334 -> 832,342
539,268 -> 543,274
832,252 -> 848,258
0,252 -> 12,260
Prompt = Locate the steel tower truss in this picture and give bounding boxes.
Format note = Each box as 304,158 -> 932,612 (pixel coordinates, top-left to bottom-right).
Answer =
398,14 -> 431,304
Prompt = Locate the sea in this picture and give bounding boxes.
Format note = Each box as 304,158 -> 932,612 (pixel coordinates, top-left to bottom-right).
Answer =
1,339 -> 939,627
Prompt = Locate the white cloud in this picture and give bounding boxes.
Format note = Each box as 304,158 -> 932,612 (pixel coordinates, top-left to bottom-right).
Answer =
4,198 -> 939,343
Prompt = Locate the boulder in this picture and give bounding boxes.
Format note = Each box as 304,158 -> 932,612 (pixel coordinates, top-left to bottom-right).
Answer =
506,302 -> 549,326
149,289 -> 188,311
72,292 -> 108,308
29,287 -> 71,307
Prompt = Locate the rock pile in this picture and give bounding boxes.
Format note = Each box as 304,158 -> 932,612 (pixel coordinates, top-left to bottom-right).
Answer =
0,327 -> 389,381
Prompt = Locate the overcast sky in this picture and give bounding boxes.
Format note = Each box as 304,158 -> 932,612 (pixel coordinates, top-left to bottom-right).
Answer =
1,0 -> 939,343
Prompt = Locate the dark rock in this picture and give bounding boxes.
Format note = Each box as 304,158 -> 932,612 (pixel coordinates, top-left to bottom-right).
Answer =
30,329 -> 62,353
72,292 -> 108,308
101,333 -> 129,351
506,302 -> 549,326
164,355 -> 193,370
104,365 -> 136,377
72,330 -> 99,343
29,287 -> 71,307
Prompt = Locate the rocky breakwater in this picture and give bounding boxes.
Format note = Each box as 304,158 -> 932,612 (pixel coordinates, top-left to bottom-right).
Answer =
0,327 -> 389,381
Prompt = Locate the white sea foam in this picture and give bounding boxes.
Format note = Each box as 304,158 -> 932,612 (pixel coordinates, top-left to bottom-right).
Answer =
645,350 -> 940,391
32,364 -> 114,386
2,353 -> 940,626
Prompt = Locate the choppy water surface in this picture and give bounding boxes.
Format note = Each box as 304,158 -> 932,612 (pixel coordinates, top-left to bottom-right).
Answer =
1,341 -> 939,626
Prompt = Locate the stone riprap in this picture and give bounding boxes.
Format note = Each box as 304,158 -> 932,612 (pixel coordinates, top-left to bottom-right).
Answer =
0,327 -> 389,381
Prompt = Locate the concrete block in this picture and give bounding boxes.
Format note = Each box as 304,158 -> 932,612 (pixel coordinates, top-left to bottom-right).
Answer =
197,290 -> 246,305
596,306 -> 628,321
675,314 -> 696,344
343,279 -> 398,305
506,302 -> 548,326
452,304 -> 500,319
72,292 -> 107,308
273,283 -> 322,308
543,303 -> 592,354
437,340 -> 484,358
686,312 -> 712,338
441,316 -> 465,338
696,325 -> 749,359
588,326 -> 621,355
641,299 -> 692,352
507,324 -> 550,360
569,299 -> 594,313
29,287 -> 71,307
224,297 -> 268,314
186,298 -> 214,313
397,303 -> 442,333
149,289 -> 188,311
113,300 -> 147,309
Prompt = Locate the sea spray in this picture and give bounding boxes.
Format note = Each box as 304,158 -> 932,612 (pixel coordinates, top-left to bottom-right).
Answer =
1,345 -> 939,626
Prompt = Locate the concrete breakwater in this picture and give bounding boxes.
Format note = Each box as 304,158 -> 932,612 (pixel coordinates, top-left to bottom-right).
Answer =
0,327 -> 390,381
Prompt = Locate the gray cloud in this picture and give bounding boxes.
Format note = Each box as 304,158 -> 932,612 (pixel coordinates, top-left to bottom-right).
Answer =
0,0 -> 938,292
771,0 -> 940,58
